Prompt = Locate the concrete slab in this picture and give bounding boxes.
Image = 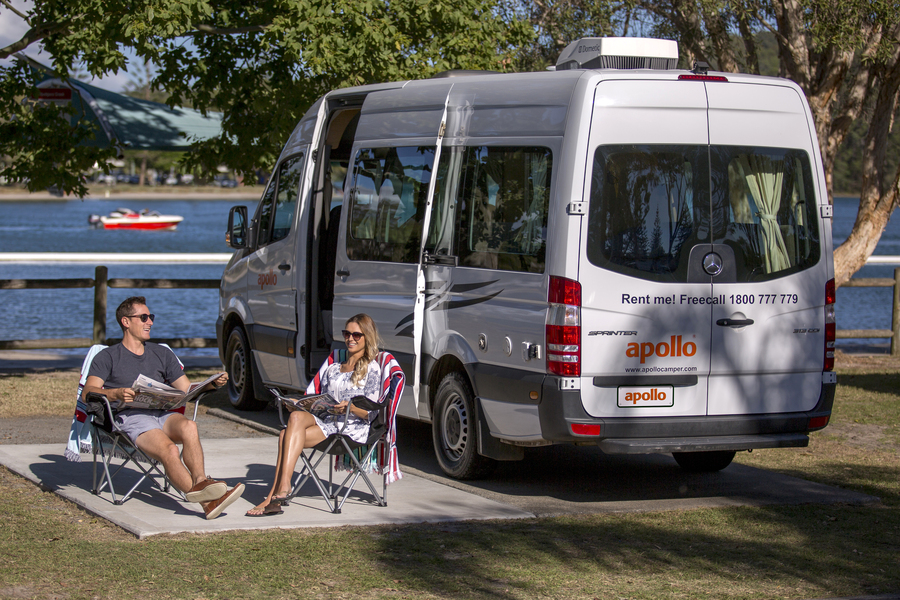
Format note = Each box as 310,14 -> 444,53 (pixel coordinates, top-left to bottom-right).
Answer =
0,439 -> 534,539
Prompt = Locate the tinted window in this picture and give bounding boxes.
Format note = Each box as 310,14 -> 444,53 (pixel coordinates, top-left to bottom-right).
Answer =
587,145 -> 819,282
587,145 -> 706,282
272,156 -> 303,242
347,146 -> 436,263
255,154 -> 304,247
457,146 -> 551,273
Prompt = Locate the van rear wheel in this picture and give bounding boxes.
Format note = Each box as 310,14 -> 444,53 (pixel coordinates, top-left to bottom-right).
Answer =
225,327 -> 267,411
672,450 -> 736,473
432,372 -> 495,480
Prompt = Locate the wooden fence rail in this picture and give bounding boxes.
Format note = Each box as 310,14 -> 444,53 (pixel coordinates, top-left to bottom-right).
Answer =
0,266 -> 219,351
835,266 -> 900,356
3,265 -> 900,356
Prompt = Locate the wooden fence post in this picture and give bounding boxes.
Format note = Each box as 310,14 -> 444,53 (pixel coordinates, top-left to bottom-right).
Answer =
93,265 -> 107,345
893,267 -> 900,357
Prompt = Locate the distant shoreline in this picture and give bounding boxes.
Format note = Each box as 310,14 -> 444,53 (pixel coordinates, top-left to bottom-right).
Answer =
0,187 -> 261,202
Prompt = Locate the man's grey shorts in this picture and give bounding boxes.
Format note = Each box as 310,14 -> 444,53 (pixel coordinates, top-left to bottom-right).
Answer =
115,409 -> 179,443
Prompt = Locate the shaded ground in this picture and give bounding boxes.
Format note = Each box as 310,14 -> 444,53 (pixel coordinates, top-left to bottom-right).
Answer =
0,349 -> 891,447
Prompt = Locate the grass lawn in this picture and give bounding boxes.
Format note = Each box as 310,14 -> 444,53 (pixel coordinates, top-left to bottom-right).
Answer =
0,356 -> 898,600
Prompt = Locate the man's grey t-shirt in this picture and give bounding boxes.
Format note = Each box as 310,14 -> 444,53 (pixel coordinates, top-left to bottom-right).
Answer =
87,343 -> 184,391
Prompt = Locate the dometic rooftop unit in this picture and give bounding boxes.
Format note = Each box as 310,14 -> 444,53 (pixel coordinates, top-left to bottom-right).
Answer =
555,37 -> 679,70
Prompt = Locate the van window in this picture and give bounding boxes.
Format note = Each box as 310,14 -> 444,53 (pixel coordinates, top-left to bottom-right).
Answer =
457,146 -> 552,273
586,145 -> 819,282
256,154 -> 304,247
347,146 -> 436,263
713,147 -> 820,281
587,145 -> 705,282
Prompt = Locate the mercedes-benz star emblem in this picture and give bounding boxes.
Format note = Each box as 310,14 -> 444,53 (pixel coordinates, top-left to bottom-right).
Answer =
702,252 -> 724,276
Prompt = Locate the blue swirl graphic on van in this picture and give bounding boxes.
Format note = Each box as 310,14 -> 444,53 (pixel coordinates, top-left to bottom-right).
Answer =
394,280 -> 503,337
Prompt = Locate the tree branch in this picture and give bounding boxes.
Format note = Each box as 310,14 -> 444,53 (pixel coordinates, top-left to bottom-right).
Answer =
183,23 -> 269,36
0,21 -> 71,61
0,0 -> 29,22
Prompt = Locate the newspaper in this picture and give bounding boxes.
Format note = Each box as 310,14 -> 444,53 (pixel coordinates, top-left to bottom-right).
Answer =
126,372 -> 225,410
280,392 -> 340,419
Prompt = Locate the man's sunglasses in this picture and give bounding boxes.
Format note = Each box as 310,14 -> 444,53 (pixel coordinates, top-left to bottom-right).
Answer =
126,313 -> 155,323
341,330 -> 364,341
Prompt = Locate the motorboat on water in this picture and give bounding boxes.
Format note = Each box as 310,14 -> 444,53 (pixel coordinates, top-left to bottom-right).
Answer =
88,208 -> 184,231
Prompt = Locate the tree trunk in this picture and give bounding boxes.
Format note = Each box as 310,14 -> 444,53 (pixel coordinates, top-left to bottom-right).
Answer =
834,172 -> 900,286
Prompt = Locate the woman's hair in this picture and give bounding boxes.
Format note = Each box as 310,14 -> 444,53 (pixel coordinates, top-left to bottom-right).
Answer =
346,313 -> 380,386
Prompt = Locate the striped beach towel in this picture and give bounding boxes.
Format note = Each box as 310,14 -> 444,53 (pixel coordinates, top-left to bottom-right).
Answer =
307,349 -> 406,484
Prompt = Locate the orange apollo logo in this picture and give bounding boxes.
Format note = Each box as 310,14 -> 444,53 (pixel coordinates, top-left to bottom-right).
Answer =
258,270 -> 277,290
626,335 -> 697,364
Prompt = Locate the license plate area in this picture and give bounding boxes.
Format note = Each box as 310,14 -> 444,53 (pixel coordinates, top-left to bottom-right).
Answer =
617,386 -> 675,408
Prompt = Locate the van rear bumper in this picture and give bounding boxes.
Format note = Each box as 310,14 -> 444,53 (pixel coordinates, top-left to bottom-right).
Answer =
538,377 -> 836,453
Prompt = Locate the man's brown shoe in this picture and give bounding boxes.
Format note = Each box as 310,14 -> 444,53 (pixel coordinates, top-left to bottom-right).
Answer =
201,483 -> 245,520
185,477 -> 228,503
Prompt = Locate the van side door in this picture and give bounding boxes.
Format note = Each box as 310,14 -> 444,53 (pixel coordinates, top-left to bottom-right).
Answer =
332,82 -> 452,396
245,153 -> 305,387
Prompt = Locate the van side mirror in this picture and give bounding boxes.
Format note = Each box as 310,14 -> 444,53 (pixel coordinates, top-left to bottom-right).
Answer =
226,206 -> 248,249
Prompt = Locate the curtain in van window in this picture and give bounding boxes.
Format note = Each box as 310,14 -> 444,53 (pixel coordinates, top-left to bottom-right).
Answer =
732,155 -> 790,273
588,145 -> 819,283
717,148 -> 818,281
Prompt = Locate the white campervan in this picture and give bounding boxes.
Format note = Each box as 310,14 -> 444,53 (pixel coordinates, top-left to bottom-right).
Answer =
218,37 -> 836,478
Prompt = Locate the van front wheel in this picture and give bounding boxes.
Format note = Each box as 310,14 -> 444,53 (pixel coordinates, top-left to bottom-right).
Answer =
225,327 -> 267,411
432,372 -> 494,480
672,450 -> 736,473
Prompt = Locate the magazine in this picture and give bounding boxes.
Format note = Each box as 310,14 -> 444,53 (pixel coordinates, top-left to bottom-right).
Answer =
126,372 -> 225,410
280,392 -> 341,419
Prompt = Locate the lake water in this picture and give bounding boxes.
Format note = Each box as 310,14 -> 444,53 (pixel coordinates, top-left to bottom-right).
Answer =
0,195 -> 895,352
0,198 -> 253,352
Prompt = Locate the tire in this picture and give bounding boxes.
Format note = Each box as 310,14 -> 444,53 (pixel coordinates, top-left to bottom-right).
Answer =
672,450 -> 736,473
432,372 -> 495,480
225,327 -> 267,411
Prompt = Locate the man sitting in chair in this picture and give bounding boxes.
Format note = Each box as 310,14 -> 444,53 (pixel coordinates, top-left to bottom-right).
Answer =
82,296 -> 245,519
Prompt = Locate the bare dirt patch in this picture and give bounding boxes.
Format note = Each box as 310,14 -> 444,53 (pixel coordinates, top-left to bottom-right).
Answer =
821,422 -> 889,451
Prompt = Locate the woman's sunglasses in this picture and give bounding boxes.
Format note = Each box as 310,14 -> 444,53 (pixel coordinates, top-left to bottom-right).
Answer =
126,313 -> 155,323
341,330 -> 364,341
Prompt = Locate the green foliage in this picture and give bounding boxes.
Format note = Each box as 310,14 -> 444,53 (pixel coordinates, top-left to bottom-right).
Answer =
0,0 -> 532,195
0,59 -> 117,196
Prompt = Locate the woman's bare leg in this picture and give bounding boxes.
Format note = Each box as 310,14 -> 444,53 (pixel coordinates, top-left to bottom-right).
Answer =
274,411 -> 326,494
247,411 -> 325,515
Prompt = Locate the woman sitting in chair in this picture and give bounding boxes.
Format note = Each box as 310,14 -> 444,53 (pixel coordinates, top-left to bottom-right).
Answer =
247,313 -> 383,516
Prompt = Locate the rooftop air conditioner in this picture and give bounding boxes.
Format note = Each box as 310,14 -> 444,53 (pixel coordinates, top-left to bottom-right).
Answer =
555,37 -> 679,71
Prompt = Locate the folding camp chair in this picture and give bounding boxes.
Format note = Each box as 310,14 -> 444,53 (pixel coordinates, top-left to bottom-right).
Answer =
269,350 -> 405,513
65,344 -> 205,505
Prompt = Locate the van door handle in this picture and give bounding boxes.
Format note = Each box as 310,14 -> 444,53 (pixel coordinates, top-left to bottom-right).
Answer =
278,263 -> 291,271
716,318 -> 754,327
336,268 -> 350,277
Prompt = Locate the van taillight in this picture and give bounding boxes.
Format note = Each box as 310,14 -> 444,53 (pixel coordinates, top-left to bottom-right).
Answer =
825,278 -> 836,371
547,276 -> 581,376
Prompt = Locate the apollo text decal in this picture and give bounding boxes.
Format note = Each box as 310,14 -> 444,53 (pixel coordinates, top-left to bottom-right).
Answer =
258,270 -> 278,290
626,335 -> 697,363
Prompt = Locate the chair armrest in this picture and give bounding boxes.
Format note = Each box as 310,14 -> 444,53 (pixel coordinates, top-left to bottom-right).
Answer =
84,392 -> 119,432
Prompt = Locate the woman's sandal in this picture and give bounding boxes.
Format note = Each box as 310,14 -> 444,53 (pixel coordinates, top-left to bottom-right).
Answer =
271,492 -> 292,506
246,500 -> 284,517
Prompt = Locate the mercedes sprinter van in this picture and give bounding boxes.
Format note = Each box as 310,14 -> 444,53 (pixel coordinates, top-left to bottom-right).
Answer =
218,37 -> 836,478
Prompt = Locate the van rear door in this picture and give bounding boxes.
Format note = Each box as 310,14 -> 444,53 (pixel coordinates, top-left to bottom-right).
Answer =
580,79 -> 713,418
706,82 -> 826,415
